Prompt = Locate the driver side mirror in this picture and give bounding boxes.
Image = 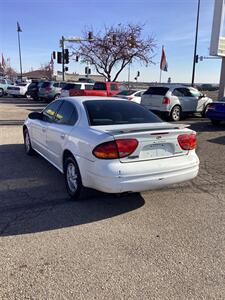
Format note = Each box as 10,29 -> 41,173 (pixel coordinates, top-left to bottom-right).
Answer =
28,112 -> 43,120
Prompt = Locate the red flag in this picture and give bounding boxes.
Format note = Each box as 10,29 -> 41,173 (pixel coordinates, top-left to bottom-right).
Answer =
1,53 -> 6,68
160,46 -> 168,72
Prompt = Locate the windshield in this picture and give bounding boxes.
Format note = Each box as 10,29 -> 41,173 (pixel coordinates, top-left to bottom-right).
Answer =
84,100 -> 162,126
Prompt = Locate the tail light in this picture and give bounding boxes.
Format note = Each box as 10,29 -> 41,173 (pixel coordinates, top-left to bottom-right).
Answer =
127,96 -> 134,100
93,139 -> 138,159
178,133 -> 196,150
206,103 -> 215,111
162,97 -> 171,105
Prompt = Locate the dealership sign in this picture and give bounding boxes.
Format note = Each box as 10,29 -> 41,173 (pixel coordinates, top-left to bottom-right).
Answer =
210,0 -> 225,57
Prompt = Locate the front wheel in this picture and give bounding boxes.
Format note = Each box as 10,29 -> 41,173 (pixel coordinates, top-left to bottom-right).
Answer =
24,129 -> 35,155
64,156 -> 83,200
170,105 -> 181,121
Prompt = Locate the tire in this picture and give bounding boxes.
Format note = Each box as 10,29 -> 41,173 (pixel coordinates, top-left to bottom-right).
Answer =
23,128 -> 35,155
211,119 -> 221,126
0,88 -> 3,97
64,156 -> 84,200
201,104 -> 209,117
170,105 -> 181,121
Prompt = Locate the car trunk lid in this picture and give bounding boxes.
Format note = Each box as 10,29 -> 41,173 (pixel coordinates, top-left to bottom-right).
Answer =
91,123 -> 192,163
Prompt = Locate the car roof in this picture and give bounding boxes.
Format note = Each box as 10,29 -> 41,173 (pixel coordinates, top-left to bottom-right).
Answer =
60,96 -> 127,105
148,84 -> 195,90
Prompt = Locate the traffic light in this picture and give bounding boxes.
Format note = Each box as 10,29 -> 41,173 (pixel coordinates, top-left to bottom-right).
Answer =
52,51 -> 56,59
64,49 -> 69,64
112,34 -> 117,45
57,52 -> 62,64
195,55 -> 199,63
85,67 -> 91,74
64,66 -> 68,72
88,31 -> 93,41
137,71 -> 140,77
75,55 -> 79,62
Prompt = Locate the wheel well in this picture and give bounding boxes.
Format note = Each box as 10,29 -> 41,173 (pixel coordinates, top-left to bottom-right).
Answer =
171,104 -> 182,113
63,150 -> 74,170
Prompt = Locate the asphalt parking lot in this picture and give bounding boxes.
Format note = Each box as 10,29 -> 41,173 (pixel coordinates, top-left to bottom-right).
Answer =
1,97 -> 225,299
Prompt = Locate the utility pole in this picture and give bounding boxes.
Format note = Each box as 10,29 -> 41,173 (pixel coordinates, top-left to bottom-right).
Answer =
61,36 -> 65,81
17,22 -> 23,81
191,0 -> 201,86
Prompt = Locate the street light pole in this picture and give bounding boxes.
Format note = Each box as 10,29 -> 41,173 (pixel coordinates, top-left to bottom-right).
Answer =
191,0 -> 201,87
61,36 -> 65,81
17,22 -> 23,81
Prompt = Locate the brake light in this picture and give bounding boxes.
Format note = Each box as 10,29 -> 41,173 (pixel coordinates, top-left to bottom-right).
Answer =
178,133 -> 196,150
93,139 -> 138,159
127,96 -> 134,100
162,97 -> 171,104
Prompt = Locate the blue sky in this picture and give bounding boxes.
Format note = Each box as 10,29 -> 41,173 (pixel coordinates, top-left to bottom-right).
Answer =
0,0 -> 221,83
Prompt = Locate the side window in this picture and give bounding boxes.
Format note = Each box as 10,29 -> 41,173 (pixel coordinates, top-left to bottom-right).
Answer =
53,83 -> 59,88
110,84 -> 118,91
172,88 -> 185,97
182,88 -> 193,97
119,85 -> 127,92
55,101 -> 78,125
135,92 -> 142,97
42,100 -> 62,122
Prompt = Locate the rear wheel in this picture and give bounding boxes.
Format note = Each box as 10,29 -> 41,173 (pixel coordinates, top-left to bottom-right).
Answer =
24,129 -> 35,155
0,88 -> 4,97
170,105 -> 181,121
64,156 -> 84,200
211,119 -> 221,126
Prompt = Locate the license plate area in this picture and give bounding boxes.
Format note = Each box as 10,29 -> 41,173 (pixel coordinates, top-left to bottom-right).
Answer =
139,143 -> 174,159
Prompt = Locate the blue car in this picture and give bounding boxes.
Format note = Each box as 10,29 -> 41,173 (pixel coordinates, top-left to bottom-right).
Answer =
206,97 -> 225,125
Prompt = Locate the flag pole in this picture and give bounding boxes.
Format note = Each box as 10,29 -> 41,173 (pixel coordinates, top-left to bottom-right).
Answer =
159,45 -> 163,83
17,22 -> 23,81
159,69 -> 162,83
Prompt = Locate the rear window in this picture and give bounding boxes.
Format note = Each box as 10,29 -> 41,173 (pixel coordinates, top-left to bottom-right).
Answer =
84,84 -> 94,90
41,82 -> 51,88
28,83 -> 37,89
84,100 -> 162,126
17,83 -> 28,87
144,87 -> 169,96
93,82 -> 106,90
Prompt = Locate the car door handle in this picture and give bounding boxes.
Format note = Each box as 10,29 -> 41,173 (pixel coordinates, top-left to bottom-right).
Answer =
60,133 -> 65,139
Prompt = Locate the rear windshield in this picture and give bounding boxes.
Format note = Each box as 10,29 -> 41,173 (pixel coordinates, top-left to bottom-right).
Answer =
93,82 -> 106,90
28,83 -> 37,89
84,84 -> 94,90
116,90 -> 136,96
40,82 -> 51,88
84,100 -> 162,126
144,87 -> 169,96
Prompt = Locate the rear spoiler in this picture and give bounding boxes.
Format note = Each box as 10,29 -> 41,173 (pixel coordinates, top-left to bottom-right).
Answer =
104,124 -> 190,135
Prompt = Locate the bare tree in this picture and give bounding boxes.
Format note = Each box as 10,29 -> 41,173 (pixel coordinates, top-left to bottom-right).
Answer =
71,24 -> 156,82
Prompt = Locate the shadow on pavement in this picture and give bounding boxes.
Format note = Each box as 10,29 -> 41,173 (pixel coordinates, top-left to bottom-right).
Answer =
0,144 -> 145,236
208,135 -> 225,145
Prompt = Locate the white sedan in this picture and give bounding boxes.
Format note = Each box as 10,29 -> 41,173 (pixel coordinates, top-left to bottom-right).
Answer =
114,90 -> 145,103
7,82 -> 31,97
23,97 -> 199,200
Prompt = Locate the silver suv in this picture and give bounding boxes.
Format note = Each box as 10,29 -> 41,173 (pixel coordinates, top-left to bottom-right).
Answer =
141,85 -> 213,121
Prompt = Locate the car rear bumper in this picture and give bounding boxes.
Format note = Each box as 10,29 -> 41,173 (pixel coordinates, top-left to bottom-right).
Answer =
78,153 -> 199,193
206,111 -> 225,121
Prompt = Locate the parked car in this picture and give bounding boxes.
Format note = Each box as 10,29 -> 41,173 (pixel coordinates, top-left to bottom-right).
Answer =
0,78 -> 14,96
38,81 -> 67,102
114,90 -> 145,103
27,80 -> 44,100
23,97 -> 199,200
141,85 -> 213,121
60,82 -> 94,98
7,82 -> 31,97
78,78 -> 95,83
69,81 -> 127,97
205,97 -> 225,125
